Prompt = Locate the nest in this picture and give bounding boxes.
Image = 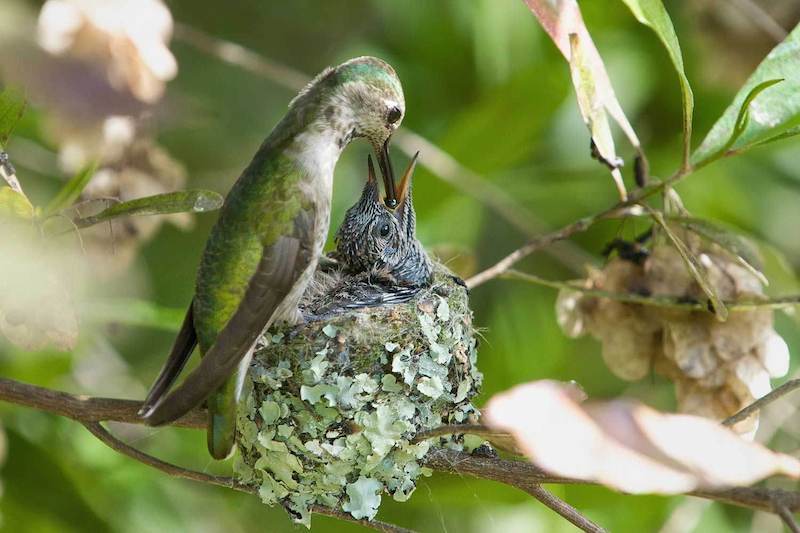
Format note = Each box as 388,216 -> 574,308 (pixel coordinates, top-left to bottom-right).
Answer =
557,243 -> 789,438
235,263 -> 482,526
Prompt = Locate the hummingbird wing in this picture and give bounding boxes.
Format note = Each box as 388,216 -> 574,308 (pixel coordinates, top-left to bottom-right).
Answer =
143,207 -> 316,428
139,301 -> 198,416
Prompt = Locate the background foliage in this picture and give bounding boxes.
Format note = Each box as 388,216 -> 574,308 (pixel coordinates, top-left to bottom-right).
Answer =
1,1 -> 800,531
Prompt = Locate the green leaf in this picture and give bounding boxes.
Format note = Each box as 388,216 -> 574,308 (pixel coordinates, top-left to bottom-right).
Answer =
719,79 -> 784,157
672,216 -> 767,286
44,163 -> 98,216
0,88 -> 27,147
0,186 -> 35,220
649,209 -> 728,320
621,0 -> 693,168
693,23 -> 800,165
749,124 -> 800,149
80,298 -> 184,331
72,189 -> 224,228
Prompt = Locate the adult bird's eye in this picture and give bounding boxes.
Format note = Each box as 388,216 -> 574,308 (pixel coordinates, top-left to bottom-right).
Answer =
387,106 -> 402,125
379,223 -> 391,237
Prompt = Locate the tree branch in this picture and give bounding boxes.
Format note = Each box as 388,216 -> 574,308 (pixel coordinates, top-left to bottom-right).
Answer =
526,484 -> 606,533
2,376 -> 799,530
723,379 -> 800,427
0,377 -> 206,429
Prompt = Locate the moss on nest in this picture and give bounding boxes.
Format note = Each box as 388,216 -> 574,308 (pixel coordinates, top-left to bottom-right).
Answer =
235,263 -> 482,526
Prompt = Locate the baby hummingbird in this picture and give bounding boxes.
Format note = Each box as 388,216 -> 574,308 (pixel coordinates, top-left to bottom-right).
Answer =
303,153 -> 432,318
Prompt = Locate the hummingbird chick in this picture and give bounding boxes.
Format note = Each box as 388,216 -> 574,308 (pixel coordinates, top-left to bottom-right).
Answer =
302,153 -> 432,318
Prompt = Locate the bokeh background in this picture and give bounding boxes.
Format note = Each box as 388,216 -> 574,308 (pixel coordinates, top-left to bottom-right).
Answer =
1,0 -> 800,531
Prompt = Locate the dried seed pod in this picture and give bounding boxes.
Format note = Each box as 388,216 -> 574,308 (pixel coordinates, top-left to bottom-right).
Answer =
556,241 -> 789,438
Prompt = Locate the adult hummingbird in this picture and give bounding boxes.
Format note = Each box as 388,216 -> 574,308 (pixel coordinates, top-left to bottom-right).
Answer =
303,153 -> 432,318
139,56 -> 406,459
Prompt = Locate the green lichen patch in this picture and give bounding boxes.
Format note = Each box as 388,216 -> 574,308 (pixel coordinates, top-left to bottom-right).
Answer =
236,264 -> 482,527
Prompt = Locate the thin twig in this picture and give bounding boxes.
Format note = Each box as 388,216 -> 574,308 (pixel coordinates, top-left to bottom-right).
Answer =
466,168 -> 697,289
728,0 -> 789,43
172,22 -> 592,274
0,377 -> 207,429
425,449 -> 800,514
504,269 -> 800,311
723,380 -> 800,427
465,206 -> 632,289
412,423 -> 492,443
82,421 -> 235,488
82,420 -> 413,533
526,484 -> 606,533
776,504 -> 800,533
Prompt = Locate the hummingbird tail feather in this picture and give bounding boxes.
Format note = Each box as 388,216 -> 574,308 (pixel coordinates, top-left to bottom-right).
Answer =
139,302 -> 198,419
206,364 -> 249,459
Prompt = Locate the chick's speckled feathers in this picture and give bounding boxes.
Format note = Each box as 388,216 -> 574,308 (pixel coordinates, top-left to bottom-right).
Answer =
302,154 -> 432,319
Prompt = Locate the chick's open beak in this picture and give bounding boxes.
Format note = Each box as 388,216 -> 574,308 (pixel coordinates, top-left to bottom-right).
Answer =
395,151 -> 419,210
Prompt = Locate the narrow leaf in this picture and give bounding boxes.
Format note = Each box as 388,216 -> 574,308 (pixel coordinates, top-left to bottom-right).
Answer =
72,189 -> 224,228
568,33 -> 627,200
720,79 -> 784,157
0,88 -> 27,147
673,216 -> 767,286
44,163 -> 98,216
485,381 -> 800,494
649,209 -> 728,320
522,0 -> 643,199
0,186 -> 35,220
621,0 -> 693,168
80,298 -> 184,331
693,23 -> 800,165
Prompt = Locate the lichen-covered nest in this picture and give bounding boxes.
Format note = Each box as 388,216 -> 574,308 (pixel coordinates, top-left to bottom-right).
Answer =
234,263 -> 482,526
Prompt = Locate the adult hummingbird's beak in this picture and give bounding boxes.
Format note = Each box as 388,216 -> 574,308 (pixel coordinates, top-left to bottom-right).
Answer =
376,138 -> 397,209
364,154 -> 381,202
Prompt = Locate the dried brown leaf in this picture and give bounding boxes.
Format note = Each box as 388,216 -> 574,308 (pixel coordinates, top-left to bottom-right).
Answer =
484,381 -> 800,494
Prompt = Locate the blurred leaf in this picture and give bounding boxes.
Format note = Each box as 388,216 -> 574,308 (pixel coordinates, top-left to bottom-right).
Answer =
522,0 -> 642,198
73,189 -> 224,229
81,298 -> 184,331
484,380 -> 800,494
0,88 -> 26,147
44,163 -> 98,217
0,229 -> 81,351
673,216 -> 767,286
693,23 -> 800,165
0,186 -> 35,220
621,0 -> 693,167
650,209 -> 727,320
3,428 -> 112,533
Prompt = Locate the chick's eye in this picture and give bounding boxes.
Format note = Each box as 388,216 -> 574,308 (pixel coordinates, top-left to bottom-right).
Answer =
386,106 -> 402,125
379,223 -> 391,237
